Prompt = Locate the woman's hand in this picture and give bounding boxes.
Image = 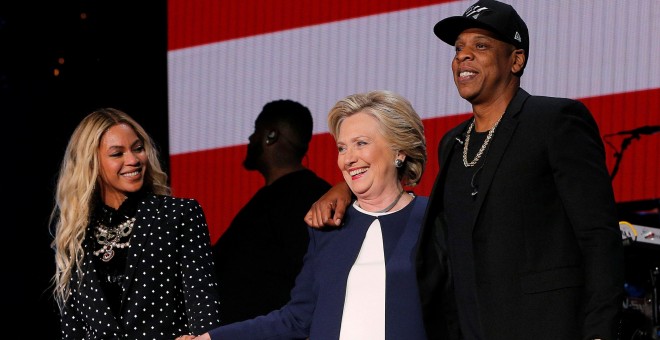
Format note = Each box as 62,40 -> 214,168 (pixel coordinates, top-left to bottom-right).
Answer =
304,181 -> 352,228
175,333 -> 210,340
175,335 -> 196,340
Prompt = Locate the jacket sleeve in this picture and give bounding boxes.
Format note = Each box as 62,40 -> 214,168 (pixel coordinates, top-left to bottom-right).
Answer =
547,100 -> 624,339
208,228 -> 318,340
60,278 -> 88,339
179,199 -> 223,335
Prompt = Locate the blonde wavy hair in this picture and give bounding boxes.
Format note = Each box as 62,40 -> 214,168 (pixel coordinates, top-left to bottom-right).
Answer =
328,90 -> 427,186
50,108 -> 171,309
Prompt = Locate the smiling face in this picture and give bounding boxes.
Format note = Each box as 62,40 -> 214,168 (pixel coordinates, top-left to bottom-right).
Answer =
451,27 -> 523,107
98,123 -> 148,208
336,111 -> 400,204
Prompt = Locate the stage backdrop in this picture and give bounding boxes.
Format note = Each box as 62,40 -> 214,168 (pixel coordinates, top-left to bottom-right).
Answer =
167,0 -> 660,244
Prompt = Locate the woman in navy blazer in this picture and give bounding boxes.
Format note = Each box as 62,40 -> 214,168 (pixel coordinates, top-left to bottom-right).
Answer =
305,2 -> 624,339
183,90 -> 430,340
51,108 -> 221,339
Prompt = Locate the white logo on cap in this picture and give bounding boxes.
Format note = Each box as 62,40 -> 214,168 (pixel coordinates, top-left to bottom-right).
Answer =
464,5 -> 489,19
514,31 -> 522,42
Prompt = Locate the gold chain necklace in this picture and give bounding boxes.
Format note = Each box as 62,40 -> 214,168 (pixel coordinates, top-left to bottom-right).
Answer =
462,114 -> 504,167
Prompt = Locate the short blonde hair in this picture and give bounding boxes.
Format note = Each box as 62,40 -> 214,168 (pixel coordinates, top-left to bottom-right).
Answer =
328,90 -> 427,186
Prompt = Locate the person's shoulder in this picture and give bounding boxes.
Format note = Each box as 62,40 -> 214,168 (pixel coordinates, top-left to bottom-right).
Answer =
527,94 -> 582,107
303,168 -> 331,184
442,118 -> 472,140
155,194 -> 202,208
311,173 -> 332,189
413,195 -> 429,206
297,168 -> 330,182
281,169 -> 332,190
525,95 -> 591,120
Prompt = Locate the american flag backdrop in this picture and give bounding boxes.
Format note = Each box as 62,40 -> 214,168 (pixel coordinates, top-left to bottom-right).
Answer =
167,0 -> 660,244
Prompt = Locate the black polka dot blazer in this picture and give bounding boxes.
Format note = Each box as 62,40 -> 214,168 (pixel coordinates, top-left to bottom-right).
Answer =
60,194 -> 221,339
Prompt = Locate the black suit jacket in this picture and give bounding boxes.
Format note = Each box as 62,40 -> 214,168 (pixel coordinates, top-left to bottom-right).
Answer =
417,88 -> 624,340
60,194 -> 221,339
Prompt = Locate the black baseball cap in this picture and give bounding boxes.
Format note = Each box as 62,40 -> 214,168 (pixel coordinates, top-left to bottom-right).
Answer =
434,0 -> 529,72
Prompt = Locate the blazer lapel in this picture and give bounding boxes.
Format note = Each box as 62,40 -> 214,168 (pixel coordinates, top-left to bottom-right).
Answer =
81,230 -> 123,333
432,119 -> 472,213
471,89 -> 530,228
439,120 -> 472,168
388,198 -> 426,263
120,194 -> 159,305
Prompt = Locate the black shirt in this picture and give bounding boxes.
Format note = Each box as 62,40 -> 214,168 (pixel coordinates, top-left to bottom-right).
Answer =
443,128 -> 489,340
212,169 -> 331,325
90,191 -> 142,316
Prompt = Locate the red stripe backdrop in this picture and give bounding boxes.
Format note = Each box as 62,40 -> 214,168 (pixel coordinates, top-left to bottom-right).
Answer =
171,88 -> 659,243
168,0 -> 457,50
168,1 -> 660,243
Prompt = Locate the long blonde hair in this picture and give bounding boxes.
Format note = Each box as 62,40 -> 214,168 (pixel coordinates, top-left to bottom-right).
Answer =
50,108 -> 170,309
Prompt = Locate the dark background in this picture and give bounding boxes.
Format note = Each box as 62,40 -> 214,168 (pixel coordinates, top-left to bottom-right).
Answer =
2,1 -> 167,337
2,2 -> 658,338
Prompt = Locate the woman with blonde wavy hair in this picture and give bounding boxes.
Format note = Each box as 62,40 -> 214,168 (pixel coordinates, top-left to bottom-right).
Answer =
50,108 -> 220,339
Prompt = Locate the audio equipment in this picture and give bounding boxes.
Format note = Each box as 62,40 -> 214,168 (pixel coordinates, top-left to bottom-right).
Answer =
619,220 -> 660,339
620,221 -> 660,247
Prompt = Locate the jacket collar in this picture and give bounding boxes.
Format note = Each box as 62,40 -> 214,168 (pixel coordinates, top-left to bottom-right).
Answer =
469,88 -> 530,229
438,88 -> 531,231
120,194 -> 159,303
80,193 -> 160,330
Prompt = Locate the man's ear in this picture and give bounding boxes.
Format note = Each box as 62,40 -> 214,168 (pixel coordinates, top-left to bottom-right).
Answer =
511,49 -> 526,74
265,129 -> 278,144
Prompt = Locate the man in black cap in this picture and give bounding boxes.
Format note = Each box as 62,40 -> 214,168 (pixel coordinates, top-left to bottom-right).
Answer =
304,1 -> 624,339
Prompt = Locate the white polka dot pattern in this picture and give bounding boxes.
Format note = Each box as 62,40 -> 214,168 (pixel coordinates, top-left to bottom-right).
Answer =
60,195 -> 221,339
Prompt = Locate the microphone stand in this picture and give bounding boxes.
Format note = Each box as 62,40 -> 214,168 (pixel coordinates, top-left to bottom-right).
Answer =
651,266 -> 658,328
609,133 -> 640,181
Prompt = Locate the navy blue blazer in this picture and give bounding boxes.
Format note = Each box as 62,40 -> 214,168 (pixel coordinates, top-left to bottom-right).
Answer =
210,196 -> 429,340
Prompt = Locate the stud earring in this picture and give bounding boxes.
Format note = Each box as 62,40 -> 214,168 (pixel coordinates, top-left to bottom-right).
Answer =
394,159 -> 403,168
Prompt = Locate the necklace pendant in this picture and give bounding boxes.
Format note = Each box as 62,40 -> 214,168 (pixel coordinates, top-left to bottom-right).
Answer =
94,217 -> 135,261
102,247 -> 115,262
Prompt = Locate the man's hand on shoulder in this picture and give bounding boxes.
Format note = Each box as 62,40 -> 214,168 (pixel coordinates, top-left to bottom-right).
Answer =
304,181 -> 352,228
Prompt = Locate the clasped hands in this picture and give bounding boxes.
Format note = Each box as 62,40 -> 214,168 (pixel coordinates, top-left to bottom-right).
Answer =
175,334 -> 210,340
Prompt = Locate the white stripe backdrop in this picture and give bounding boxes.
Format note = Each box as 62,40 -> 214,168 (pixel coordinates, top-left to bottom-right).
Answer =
168,0 -> 660,155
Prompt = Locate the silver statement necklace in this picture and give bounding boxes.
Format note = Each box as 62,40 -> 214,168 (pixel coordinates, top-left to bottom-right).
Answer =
462,113 -> 504,167
375,189 -> 405,213
93,217 -> 136,262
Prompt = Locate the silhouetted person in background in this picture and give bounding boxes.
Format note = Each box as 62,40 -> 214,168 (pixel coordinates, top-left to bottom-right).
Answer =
212,99 -> 331,325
